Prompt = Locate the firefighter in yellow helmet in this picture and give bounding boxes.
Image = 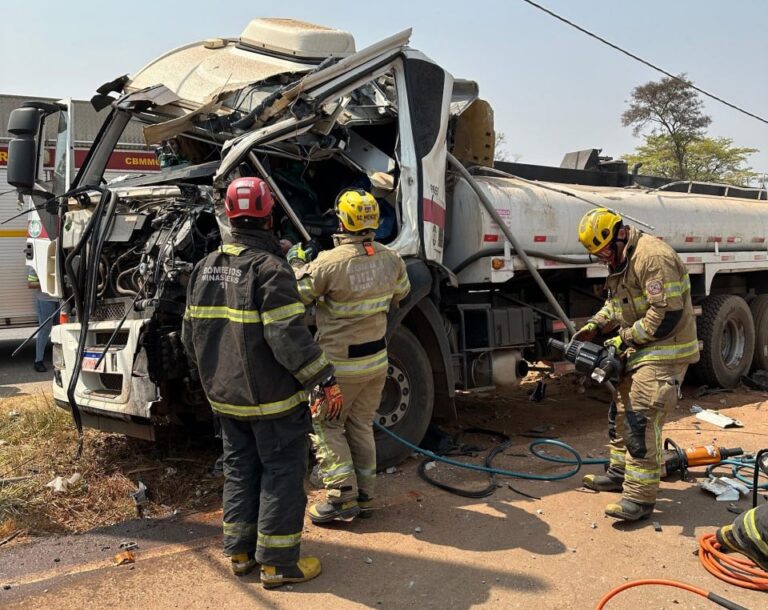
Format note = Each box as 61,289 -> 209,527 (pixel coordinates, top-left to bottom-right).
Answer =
288,188 -> 410,523
575,208 -> 699,521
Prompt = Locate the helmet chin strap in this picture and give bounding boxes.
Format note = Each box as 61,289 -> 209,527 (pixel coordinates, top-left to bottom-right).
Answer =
608,226 -> 629,270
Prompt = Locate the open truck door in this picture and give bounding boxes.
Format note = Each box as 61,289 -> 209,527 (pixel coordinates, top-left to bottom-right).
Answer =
7,98 -> 73,297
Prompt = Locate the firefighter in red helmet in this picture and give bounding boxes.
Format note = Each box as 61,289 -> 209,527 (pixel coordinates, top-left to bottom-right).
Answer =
182,177 -> 341,587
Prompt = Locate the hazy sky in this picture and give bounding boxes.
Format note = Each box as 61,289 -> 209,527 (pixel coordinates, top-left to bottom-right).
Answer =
2,0 -> 766,175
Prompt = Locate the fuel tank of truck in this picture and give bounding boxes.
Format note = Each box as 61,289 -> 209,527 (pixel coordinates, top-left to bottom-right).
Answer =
443,175 -> 768,270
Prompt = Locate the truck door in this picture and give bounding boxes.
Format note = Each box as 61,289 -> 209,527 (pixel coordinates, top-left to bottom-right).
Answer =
401,50 -> 454,264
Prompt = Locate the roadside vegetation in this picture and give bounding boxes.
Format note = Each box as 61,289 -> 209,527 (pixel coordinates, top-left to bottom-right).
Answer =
0,392 -> 220,541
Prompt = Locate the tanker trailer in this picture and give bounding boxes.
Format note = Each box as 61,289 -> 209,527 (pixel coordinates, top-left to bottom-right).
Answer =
442,173 -> 768,389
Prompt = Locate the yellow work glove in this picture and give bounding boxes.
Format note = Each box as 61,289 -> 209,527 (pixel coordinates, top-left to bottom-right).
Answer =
603,335 -> 627,355
573,321 -> 599,342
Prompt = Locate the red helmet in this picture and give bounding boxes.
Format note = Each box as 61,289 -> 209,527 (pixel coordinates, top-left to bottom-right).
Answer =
224,177 -> 274,219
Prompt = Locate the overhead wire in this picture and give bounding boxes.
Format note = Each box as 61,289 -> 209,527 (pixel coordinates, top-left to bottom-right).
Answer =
518,0 -> 768,126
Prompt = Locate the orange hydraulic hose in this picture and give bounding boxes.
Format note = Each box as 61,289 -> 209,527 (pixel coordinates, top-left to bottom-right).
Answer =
595,579 -> 712,610
698,532 -> 768,591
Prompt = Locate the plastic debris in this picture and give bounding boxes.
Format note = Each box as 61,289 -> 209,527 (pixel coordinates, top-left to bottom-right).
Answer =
132,481 -> 148,506
46,476 -> 68,493
364,557 -> 373,564
385,467 -> 398,474
690,404 -> 703,414
114,551 -> 136,566
0,440 -> 8,446
119,541 -> 138,551
423,461 -> 437,472
68,473 -> 82,486
414,526 -> 422,533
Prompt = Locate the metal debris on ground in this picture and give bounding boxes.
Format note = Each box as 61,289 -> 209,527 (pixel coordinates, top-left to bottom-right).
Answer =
119,541 -> 138,551
701,476 -> 749,501
694,385 -> 735,398
695,409 -> 744,429
742,370 -> 768,391
529,381 -> 547,402
113,551 -> 136,566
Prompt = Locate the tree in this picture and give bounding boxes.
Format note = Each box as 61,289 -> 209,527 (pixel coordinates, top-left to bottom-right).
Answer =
622,74 -> 711,179
624,134 -> 758,186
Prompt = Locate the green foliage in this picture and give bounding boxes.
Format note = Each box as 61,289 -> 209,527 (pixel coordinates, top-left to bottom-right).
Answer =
624,134 -> 758,185
622,74 -> 759,184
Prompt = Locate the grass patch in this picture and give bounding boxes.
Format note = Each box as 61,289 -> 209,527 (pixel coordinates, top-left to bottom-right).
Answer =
0,392 -> 220,540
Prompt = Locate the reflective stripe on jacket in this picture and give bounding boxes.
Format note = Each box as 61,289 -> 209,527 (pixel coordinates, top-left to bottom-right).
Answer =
590,227 -> 699,371
295,233 -> 410,381
181,229 -> 333,419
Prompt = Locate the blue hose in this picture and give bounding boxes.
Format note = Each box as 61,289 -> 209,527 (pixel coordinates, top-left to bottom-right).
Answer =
705,457 -> 768,490
374,421 -> 609,481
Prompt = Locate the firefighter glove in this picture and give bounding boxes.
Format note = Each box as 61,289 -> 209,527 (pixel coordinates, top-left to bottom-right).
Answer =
603,335 -> 627,355
310,376 -> 344,420
287,242 -> 316,268
573,321 -> 599,342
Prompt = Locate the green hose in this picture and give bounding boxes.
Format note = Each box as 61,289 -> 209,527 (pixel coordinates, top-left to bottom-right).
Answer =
374,421 -> 608,481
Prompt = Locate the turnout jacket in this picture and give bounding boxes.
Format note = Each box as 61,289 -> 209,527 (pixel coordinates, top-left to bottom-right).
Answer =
182,229 -> 333,420
589,226 -> 699,371
294,233 -> 410,381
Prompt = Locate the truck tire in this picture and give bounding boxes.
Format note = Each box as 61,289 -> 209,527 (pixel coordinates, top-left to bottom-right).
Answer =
749,294 -> 768,371
375,326 -> 434,470
691,294 -> 755,388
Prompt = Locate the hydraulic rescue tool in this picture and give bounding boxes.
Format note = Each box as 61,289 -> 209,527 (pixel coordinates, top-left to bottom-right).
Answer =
662,438 -> 744,479
547,338 -> 623,385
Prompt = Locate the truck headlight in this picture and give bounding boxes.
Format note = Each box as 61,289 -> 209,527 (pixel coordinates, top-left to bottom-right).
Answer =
53,344 -> 65,370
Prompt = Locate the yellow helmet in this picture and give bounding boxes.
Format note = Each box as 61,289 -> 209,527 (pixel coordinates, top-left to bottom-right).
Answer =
578,208 -> 623,254
335,188 -> 380,232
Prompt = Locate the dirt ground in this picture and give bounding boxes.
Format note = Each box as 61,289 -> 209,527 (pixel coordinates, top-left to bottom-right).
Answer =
1,373 -> 767,609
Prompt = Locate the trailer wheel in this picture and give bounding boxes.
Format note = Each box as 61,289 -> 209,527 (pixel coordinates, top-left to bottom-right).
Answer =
375,326 -> 434,469
749,295 -> 768,372
691,294 -> 755,388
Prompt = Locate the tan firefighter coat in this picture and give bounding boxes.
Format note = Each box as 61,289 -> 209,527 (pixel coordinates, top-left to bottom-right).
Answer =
589,227 -> 699,371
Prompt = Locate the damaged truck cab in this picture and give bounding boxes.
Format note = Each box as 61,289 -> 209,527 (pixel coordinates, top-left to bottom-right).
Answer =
7,19 -> 459,466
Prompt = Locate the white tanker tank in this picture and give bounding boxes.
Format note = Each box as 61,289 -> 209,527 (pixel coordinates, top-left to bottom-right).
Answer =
443,175 -> 768,269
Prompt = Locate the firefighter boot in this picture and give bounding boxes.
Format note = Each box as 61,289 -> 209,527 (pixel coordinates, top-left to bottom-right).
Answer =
260,557 -> 322,589
605,498 -> 655,521
357,494 -> 374,519
582,473 -> 624,492
717,523 -> 768,571
308,499 -> 360,524
230,553 -> 258,576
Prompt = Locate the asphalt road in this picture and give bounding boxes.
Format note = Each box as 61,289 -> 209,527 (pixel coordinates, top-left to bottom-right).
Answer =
0,327 -> 52,398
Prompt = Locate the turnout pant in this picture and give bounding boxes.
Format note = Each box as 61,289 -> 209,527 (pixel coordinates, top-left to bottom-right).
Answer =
311,372 -> 387,502
607,362 -> 688,505
220,408 -> 310,566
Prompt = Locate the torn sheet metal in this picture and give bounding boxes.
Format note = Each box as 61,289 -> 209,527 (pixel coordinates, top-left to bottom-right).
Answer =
695,409 -> 744,428
701,476 -> 750,501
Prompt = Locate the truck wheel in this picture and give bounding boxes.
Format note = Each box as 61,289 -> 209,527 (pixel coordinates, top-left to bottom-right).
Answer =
691,294 -> 755,388
375,326 -> 434,470
749,295 -> 768,371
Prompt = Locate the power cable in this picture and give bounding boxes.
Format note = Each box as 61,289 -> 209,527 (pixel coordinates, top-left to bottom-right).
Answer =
519,0 -> 768,126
